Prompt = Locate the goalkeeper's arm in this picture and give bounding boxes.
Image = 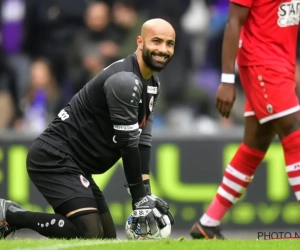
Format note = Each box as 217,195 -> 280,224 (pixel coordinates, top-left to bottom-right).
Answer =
138,144 -> 175,225
139,144 -> 152,194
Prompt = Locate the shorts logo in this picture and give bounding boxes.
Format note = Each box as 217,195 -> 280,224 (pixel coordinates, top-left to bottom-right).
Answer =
267,104 -> 273,114
80,175 -> 90,188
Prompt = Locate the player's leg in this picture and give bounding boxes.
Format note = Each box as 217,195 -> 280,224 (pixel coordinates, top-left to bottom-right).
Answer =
89,177 -> 117,239
191,65 -> 277,239
191,65 -> 300,239
2,198 -> 102,239
271,112 -> 300,203
56,199 -> 103,239
1,139 -> 104,239
0,200 -> 27,239
190,116 -> 275,239
246,65 -> 300,205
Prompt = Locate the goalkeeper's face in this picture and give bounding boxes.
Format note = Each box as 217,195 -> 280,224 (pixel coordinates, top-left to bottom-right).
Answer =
139,19 -> 176,72
142,41 -> 174,72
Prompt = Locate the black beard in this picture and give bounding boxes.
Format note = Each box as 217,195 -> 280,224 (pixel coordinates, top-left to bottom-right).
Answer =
142,46 -> 172,72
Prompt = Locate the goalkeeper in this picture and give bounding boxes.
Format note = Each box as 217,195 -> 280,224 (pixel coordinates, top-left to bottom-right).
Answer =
0,18 -> 175,240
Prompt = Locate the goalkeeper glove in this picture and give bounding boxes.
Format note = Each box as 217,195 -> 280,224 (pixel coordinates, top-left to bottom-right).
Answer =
143,183 -> 175,225
126,181 -> 175,226
131,195 -> 167,234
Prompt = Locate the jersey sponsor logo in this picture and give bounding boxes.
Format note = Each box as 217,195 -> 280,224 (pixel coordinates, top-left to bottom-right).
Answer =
147,86 -> 157,94
278,1 -> 300,27
80,175 -> 90,188
113,123 -> 139,131
149,96 -> 154,112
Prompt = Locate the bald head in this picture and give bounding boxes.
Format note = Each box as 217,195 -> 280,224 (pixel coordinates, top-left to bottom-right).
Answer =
141,18 -> 175,40
136,18 -> 175,75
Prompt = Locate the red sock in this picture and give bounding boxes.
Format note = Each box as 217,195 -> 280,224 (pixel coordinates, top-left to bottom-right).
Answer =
281,130 -> 300,203
201,143 -> 265,226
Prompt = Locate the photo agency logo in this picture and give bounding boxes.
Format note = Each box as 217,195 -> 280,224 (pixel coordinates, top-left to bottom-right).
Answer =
257,231 -> 300,240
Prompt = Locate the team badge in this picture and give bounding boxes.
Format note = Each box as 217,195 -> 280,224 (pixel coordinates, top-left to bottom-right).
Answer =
149,96 -> 154,112
80,175 -> 90,188
266,104 -> 273,114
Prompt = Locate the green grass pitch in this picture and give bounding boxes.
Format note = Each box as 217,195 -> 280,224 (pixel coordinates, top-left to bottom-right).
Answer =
2,238 -> 300,250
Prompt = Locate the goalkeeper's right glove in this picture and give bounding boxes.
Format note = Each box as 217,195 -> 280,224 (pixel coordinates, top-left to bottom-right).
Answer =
131,195 -> 167,235
144,183 -> 175,225
126,182 -> 175,226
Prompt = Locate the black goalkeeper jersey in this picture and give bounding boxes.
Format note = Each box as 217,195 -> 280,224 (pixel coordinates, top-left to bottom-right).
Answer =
39,54 -> 160,174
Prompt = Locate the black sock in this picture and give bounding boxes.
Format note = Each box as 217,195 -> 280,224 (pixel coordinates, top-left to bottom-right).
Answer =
6,209 -> 80,239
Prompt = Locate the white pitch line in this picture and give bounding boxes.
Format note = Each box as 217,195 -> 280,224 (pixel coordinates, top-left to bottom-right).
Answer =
12,240 -> 131,250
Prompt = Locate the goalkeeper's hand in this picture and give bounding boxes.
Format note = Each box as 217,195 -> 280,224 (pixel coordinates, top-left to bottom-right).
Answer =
144,183 -> 174,225
131,195 -> 167,235
150,193 -> 175,225
126,183 -> 175,226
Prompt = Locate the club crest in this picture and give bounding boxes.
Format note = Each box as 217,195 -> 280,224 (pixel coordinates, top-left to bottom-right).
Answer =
80,175 -> 90,188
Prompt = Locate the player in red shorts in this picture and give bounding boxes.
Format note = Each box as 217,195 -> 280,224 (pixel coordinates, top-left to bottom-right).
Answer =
190,0 -> 300,239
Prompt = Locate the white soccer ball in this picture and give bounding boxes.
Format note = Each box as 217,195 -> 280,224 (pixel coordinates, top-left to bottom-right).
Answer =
125,213 -> 172,240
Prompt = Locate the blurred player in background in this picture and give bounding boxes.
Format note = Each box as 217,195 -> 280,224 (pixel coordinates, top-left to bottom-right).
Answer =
0,18 -> 175,239
190,0 -> 300,239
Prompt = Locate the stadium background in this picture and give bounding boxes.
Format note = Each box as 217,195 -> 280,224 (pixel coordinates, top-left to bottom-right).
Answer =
1,0 -> 300,239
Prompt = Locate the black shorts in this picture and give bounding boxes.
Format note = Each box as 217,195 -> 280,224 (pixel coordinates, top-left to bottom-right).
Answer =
26,138 -> 109,216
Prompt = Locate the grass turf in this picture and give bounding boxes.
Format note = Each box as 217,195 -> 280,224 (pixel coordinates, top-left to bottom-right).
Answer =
2,238 -> 300,250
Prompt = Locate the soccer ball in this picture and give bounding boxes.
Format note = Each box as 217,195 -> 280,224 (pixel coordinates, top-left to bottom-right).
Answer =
125,213 -> 172,240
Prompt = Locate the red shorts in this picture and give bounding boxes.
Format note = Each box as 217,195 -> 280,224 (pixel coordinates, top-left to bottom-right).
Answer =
239,65 -> 300,124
